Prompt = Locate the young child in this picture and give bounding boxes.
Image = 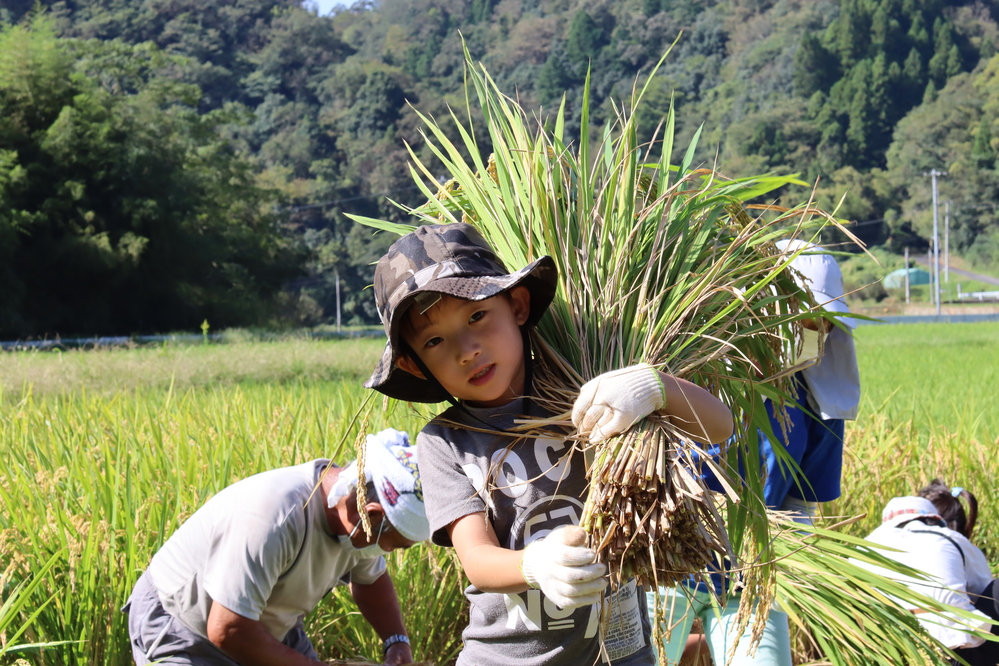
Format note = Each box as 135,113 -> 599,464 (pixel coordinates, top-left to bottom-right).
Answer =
364,223 -> 734,666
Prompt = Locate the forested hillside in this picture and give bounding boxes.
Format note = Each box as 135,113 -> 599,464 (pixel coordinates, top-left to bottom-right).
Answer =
2,0 -> 998,337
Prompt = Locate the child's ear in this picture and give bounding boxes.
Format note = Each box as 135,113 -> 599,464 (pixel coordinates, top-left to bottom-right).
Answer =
509,285 -> 531,326
395,354 -> 426,379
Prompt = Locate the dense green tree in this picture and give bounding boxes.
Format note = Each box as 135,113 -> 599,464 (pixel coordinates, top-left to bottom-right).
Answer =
537,44 -> 577,106
565,10 -> 607,69
793,33 -> 839,96
884,69 -> 997,254
243,8 -> 352,105
0,16 -> 303,337
469,0 -> 495,24
5,0 -> 999,334
342,71 -> 407,136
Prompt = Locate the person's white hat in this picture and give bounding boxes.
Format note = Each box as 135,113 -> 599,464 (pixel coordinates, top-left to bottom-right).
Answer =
775,239 -> 856,328
881,496 -> 945,529
327,429 -> 430,542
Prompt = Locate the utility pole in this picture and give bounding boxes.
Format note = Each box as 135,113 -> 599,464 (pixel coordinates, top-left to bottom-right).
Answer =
927,250 -> 932,305
925,169 -> 947,315
335,271 -> 341,333
944,200 -> 950,283
904,246 -> 910,304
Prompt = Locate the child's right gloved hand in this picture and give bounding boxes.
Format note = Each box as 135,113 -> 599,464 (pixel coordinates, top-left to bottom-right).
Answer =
520,525 -> 607,609
572,363 -> 666,442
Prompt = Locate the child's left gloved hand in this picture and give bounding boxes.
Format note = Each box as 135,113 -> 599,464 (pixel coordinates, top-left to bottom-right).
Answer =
571,363 -> 666,442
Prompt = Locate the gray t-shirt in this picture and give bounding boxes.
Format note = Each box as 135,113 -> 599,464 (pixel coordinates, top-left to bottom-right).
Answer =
419,399 -> 654,666
147,460 -> 386,641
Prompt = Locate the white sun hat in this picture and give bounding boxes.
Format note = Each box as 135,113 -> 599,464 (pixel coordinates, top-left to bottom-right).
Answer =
327,428 -> 430,542
881,496 -> 945,529
776,239 -> 856,328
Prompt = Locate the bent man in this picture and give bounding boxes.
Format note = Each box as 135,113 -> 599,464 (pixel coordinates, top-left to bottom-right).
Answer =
124,429 -> 428,666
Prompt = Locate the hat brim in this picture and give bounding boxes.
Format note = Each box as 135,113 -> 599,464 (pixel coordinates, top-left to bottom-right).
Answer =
365,256 -> 557,403
364,434 -> 430,543
882,512 -> 945,529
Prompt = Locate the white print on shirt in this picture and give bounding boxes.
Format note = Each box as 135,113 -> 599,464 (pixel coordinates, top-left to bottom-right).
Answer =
462,438 -> 586,634
504,590 -> 602,637
462,437 -> 572,507
509,495 -> 584,548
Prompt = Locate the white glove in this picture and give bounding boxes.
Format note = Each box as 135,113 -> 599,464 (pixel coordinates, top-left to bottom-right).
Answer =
571,363 -> 666,442
521,525 -> 607,609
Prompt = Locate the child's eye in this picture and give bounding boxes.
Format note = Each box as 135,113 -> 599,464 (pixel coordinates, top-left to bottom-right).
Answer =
424,336 -> 443,349
469,310 -> 486,323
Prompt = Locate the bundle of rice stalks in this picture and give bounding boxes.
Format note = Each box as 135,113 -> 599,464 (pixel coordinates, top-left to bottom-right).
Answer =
771,516 -> 994,666
352,42 -> 987,665
353,44 -> 826,597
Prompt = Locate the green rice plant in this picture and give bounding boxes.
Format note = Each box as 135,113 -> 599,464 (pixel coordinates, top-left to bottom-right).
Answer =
773,518 -> 992,666
1,551 -> 76,657
2,329 -> 996,665
852,322 -> 999,443
835,411 -> 998,564
349,44 -> 988,665
0,380 -> 457,665
309,544 -> 467,665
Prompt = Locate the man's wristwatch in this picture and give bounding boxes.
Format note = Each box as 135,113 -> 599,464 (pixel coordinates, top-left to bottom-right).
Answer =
382,634 -> 410,653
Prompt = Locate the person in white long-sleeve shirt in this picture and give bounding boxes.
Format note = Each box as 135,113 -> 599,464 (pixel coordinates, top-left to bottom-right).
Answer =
858,495 -> 997,665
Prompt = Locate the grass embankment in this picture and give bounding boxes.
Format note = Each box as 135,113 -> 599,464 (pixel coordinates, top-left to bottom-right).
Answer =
1,323 -> 997,664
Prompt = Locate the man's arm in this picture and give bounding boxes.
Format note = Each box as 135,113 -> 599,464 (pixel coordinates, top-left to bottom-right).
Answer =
351,571 -> 415,666
206,601 -> 322,666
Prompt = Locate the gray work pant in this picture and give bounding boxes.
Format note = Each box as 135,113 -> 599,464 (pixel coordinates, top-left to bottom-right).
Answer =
122,571 -> 317,665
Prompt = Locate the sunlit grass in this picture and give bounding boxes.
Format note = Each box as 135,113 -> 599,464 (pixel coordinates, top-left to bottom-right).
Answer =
0,337 -> 387,399
0,375 -> 458,665
853,322 -> 999,442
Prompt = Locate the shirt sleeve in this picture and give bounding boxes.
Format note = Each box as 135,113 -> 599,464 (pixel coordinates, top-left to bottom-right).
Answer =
417,427 -> 486,547
348,555 -> 388,586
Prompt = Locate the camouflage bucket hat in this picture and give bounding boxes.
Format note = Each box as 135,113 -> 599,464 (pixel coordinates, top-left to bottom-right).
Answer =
365,222 -> 557,403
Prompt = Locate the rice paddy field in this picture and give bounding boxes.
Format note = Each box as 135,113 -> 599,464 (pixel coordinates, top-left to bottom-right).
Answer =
1,322 -> 997,665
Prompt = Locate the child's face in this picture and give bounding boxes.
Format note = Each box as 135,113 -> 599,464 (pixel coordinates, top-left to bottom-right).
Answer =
397,287 -> 531,407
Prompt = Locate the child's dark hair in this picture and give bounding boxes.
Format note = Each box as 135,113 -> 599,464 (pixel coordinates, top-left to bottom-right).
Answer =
918,478 -> 977,539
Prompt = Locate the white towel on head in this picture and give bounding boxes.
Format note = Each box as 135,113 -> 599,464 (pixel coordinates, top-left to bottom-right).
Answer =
327,428 -> 429,543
